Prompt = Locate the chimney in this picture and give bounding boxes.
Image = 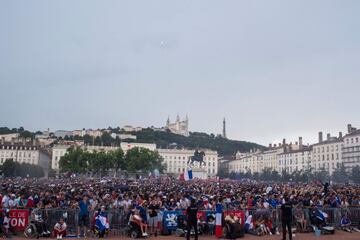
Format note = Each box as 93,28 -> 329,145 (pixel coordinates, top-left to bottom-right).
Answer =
327,133 -> 331,140
269,143 -> 272,149
348,124 -> 352,133
299,137 -> 303,149
339,132 -> 343,139
319,132 -> 323,143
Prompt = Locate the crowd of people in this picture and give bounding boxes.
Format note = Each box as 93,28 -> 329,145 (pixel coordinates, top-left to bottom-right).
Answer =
0,176 -> 359,238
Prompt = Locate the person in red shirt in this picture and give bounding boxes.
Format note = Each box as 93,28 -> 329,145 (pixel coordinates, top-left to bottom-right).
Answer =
27,194 -> 35,209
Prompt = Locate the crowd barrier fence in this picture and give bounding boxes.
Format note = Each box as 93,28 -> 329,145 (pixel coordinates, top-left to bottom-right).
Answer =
1,207 -> 360,236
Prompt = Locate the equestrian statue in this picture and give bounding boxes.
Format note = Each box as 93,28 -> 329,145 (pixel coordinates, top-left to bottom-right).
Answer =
188,150 -> 206,167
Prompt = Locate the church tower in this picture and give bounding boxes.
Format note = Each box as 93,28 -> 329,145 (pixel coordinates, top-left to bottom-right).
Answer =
222,118 -> 227,139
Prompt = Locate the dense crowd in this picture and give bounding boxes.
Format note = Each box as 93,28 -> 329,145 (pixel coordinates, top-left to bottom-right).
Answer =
0,176 -> 359,238
1,177 -> 359,211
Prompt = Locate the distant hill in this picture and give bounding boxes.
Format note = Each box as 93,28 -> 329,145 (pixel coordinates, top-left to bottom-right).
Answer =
132,128 -> 265,156
0,126 -> 265,156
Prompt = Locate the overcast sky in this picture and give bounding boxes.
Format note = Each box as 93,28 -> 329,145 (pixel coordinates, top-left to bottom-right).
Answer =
1,0 -> 359,145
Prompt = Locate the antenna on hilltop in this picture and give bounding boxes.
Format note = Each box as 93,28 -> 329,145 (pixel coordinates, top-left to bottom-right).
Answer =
222,118 -> 227,139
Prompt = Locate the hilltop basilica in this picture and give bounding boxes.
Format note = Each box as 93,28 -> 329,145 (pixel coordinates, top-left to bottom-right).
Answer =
165,115 -> 189,137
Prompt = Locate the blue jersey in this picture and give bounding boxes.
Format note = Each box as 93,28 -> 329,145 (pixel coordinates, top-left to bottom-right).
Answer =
79,200 -> 90,216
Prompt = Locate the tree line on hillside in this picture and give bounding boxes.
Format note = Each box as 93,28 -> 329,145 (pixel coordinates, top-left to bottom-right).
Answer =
0,127 -> 40,140
64,129 -> 264,156
133,128 -> 264,156
1,127 -> 264,156
223,164 -> 360,184
59,147 -> 165,175
0,159 -> 44,178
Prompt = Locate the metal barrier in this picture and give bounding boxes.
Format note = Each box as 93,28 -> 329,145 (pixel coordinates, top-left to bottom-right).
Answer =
3,207 -> 360,236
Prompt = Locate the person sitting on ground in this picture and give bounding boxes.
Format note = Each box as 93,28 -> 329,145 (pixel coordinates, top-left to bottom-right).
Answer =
53,217 -> 67,240
224,212 -> 239,224
340,213 -> 352,233
263,216 -> 275,235
0,210 -> 11,238
32,202 -> 50,236
94,206 -> 109,239
294,203 -> 307,232
207,215 -> 215,235
129,208 -> 148,237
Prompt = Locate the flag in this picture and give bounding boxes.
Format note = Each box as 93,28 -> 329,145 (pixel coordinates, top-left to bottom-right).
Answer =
180,170 -> 193,181
215,203 -> 223,238
184,169 -> 193,181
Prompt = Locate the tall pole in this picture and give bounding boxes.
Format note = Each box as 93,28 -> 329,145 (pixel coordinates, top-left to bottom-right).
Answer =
223,118 -> 227,139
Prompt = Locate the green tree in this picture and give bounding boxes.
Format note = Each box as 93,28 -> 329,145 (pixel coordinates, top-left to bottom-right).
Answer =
314,168 -> 330,183
350,165 -> 360,184
332,163 -> 348,183
1,159 -> 19,177
110,149 -> 125,173
59,147 -> 88,174
124,147 -> 164,173
101,132 -> 113,146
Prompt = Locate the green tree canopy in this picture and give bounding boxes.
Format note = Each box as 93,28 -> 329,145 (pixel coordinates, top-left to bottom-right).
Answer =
124,147 -> 165,173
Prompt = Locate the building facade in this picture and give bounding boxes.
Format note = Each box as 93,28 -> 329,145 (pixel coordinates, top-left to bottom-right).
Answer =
0,143 -> 50,169
312,132 -> 343,175
342,124 -> 360,171
0,133 -> 20,142
165,115 -> 189,137
157,148 -> 218,176
228,149 -> 262,174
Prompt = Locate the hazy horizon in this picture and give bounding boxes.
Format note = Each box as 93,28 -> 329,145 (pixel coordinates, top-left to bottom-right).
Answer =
1,0 -> 359,145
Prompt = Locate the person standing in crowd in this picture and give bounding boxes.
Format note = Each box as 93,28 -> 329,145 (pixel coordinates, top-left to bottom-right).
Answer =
186,198 -> 198,240
147,198 -> 160,236
281,195 -> 293,240
77,195 -> 90,238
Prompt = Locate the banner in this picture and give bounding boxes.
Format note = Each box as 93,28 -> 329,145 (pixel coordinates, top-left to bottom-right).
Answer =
162,210 -> 183,231
2,209 -> 29,231
162,210 -> 216,231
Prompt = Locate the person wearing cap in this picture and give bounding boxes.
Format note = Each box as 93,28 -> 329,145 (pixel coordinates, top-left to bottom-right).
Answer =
186,198 -> 198,240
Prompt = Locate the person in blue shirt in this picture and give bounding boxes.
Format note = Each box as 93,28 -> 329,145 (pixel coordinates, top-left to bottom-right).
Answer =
340,213 -> 352,233
77,195 -> 90,238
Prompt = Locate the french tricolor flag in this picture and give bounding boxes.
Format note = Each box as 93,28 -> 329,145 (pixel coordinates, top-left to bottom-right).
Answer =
215,203 -> 223,238
179,169 -> 193,181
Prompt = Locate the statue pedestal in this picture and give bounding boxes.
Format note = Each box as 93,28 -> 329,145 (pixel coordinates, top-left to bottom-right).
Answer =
189,166 -> 208,179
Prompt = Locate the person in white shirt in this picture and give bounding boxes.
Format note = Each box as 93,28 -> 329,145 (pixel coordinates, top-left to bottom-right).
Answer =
8,194 -> 17,209
53,217 -> 67,240
2,193 -> 10,208
89,195 -> 99,211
